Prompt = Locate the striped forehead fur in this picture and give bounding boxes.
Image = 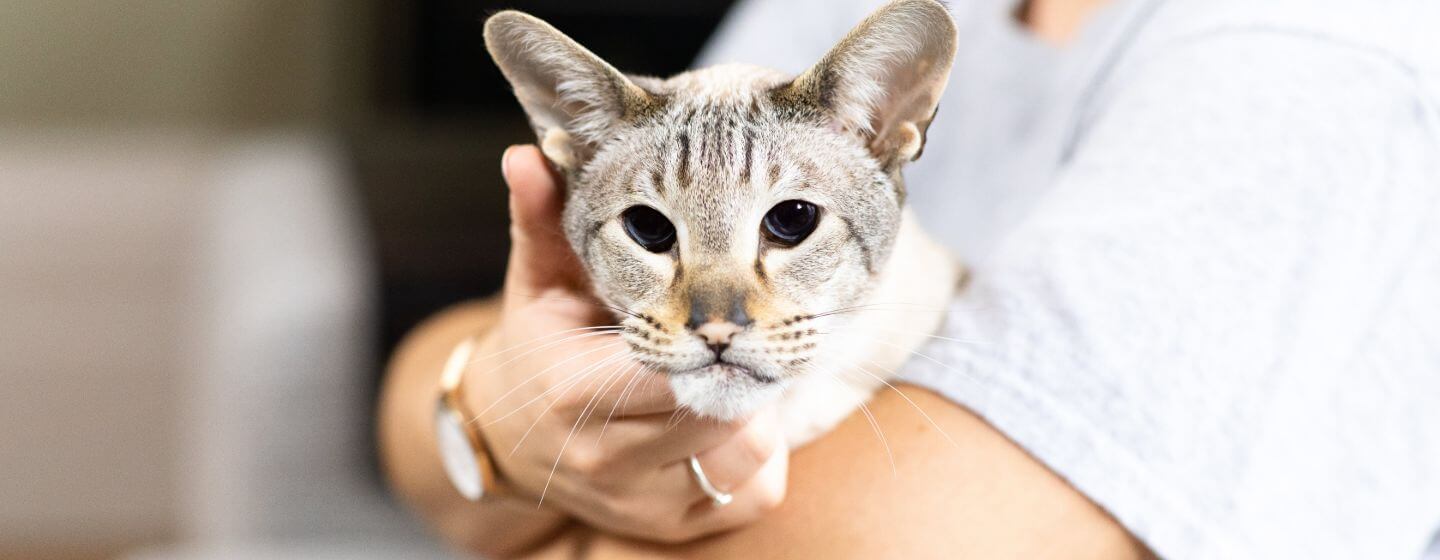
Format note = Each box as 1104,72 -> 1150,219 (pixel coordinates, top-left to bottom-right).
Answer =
569,63 -> 898,262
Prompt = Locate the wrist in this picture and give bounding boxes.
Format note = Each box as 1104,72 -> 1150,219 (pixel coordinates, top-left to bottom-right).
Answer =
436,336 -> 510,502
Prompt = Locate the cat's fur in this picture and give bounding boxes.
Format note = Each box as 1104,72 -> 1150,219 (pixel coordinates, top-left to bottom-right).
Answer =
485,0 -> 961,446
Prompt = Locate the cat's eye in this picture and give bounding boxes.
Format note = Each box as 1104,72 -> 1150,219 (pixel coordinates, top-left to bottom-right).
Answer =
762,200 -> 820,246
622,205 -> 677,253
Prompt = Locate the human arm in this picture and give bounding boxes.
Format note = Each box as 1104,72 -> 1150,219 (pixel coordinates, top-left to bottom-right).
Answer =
378,298 -> 571,557
575,385 -> 1152,559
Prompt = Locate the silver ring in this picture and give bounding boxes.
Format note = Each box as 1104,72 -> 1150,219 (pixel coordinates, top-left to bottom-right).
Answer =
688,455 -> 733,507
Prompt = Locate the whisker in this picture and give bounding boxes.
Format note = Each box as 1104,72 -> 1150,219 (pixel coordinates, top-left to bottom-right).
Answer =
855,401 -> 897,477
537,357 -> 632,507
574,360 -> 639,445
473,339 -> 628,421
620,368 -> 662,416
502,290 -> 648,322
493,348 -> 631,429
809,366 -> 895,476
504,349 -> 632,457
665,406 -> 691,432
821,332 -> 977,380
597,363 -> 655,443
468,325 -> 623,365
471,328 -> 623,378
802,301 -> 952,321
852,360 -> 959,449
822,325 -> 987,346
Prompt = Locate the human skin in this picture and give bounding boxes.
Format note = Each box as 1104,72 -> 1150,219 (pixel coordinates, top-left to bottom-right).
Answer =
377,1 -> 1144,556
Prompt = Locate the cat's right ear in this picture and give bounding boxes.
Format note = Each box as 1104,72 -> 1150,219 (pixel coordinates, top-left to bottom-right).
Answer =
780,0 -> 958,171
484,11 -> 657,172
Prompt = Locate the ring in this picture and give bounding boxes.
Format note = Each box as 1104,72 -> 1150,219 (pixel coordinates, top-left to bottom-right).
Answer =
688,455 -> 733,507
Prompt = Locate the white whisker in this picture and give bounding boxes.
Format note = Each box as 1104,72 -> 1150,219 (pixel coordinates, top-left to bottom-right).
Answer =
468,325 -> 623,365
537,357 -> 632,507
822,331 -> 977,381
597,363 -> 655,443
808,365 -> 895,475
471,329 -> 624,380
476,342 -> 629,423
823,325 -> 987,346
505,349 -> 631,457
853,360 -> 959,448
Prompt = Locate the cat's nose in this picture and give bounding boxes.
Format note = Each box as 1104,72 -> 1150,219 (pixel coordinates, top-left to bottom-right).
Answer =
692,321 -> 745,355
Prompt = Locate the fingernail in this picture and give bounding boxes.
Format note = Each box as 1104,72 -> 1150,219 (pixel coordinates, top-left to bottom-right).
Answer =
501,145 -> 517,183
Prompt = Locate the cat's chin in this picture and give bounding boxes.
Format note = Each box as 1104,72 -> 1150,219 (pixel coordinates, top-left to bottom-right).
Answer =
668,364 -> 790,421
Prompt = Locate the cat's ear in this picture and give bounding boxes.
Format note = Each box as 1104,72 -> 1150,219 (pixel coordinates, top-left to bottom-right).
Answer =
781,0 -> 958,169
484,11 -> 658,171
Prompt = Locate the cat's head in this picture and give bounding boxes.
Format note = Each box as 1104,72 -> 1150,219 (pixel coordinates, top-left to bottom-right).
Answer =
485,0 -> 957,420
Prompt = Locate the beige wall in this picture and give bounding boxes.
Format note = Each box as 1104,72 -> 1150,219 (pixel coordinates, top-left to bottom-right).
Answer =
0,2 -> 368,557
0,0 -> 366,127
0,131 -> 210,557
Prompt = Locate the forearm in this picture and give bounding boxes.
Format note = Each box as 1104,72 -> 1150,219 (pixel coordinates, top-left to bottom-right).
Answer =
377,299 -> 570,558
576,386 -> 1152,558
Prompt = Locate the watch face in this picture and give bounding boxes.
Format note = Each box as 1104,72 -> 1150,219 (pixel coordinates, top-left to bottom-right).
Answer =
435,404 -> 484,501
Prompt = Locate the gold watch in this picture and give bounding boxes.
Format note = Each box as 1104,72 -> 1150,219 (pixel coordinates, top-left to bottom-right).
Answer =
434,337 -> 501,501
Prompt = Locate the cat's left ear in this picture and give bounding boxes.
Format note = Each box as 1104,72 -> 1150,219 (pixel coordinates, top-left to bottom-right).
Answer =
781,0 -> 958,169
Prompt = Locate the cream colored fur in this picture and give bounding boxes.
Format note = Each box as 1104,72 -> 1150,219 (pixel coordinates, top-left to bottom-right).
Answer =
777,211 -> 959,445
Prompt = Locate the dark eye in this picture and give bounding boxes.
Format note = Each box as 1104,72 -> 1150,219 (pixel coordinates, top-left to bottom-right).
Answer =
622,205 -> 677,253
762,200 -> 820,246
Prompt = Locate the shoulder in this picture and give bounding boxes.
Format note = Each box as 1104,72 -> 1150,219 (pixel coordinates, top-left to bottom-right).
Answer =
1062,0 -> 1440,170
1125,0 -> 1440,69
1091,0 -> 1440,105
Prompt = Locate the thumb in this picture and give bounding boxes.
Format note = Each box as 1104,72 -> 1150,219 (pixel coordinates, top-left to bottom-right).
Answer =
501,145 -> 587,300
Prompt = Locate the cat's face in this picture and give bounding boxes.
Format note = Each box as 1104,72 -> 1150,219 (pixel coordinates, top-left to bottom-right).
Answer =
565,68 -> 904,418
487,0 -> 956,419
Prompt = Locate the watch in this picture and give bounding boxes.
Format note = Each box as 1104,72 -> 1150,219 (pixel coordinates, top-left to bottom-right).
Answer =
434,337 -> 501,501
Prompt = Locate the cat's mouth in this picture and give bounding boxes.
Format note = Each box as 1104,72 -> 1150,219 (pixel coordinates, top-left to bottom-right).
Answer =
695,362 -> 778,384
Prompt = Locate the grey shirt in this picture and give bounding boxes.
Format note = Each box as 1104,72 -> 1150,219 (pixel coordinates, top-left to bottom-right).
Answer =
701,0 -> 1440,557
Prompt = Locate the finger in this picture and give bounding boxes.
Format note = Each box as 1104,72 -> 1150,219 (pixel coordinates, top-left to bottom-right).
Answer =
689,408 -> 783,493
587,365 -> 676,418
541,335 -> 674,419
612,410 -> 753,465
681,436 -> 789,535
642,407 -> 779,504
501,145 -> 588,299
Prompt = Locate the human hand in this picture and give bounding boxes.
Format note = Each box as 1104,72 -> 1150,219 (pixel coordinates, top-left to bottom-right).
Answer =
464,145 -> 788,542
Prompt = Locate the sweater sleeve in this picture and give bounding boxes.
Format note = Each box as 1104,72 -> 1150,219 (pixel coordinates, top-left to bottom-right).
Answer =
899,30 -> 1440,559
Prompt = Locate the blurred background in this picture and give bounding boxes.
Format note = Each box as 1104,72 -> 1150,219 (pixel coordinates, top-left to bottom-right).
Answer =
0,1 -> 733,558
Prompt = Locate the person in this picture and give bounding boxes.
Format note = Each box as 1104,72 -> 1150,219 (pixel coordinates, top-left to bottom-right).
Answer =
378,0 -> 1440,557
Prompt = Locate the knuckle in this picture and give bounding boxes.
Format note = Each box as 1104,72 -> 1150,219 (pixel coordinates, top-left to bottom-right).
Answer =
755,479 -> 787,513
564,445 -> 605,478
738,427 -> 775,466
756,488 -> 785,513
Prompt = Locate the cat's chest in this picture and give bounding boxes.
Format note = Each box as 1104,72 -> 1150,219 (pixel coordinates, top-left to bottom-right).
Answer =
776,215 -> 961,447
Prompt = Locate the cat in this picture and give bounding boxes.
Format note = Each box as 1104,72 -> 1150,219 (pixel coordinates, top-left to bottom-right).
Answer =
485,0 -> 962,446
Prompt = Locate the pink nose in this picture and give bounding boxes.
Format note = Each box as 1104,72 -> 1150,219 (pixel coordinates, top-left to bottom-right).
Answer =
694,321 -> 744,349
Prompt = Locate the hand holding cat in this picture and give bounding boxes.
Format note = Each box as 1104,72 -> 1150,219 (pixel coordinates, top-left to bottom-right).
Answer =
462,145 -> 789,542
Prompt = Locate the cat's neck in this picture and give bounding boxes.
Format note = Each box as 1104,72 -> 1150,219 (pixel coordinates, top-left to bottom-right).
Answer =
779,211 -> 962,446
